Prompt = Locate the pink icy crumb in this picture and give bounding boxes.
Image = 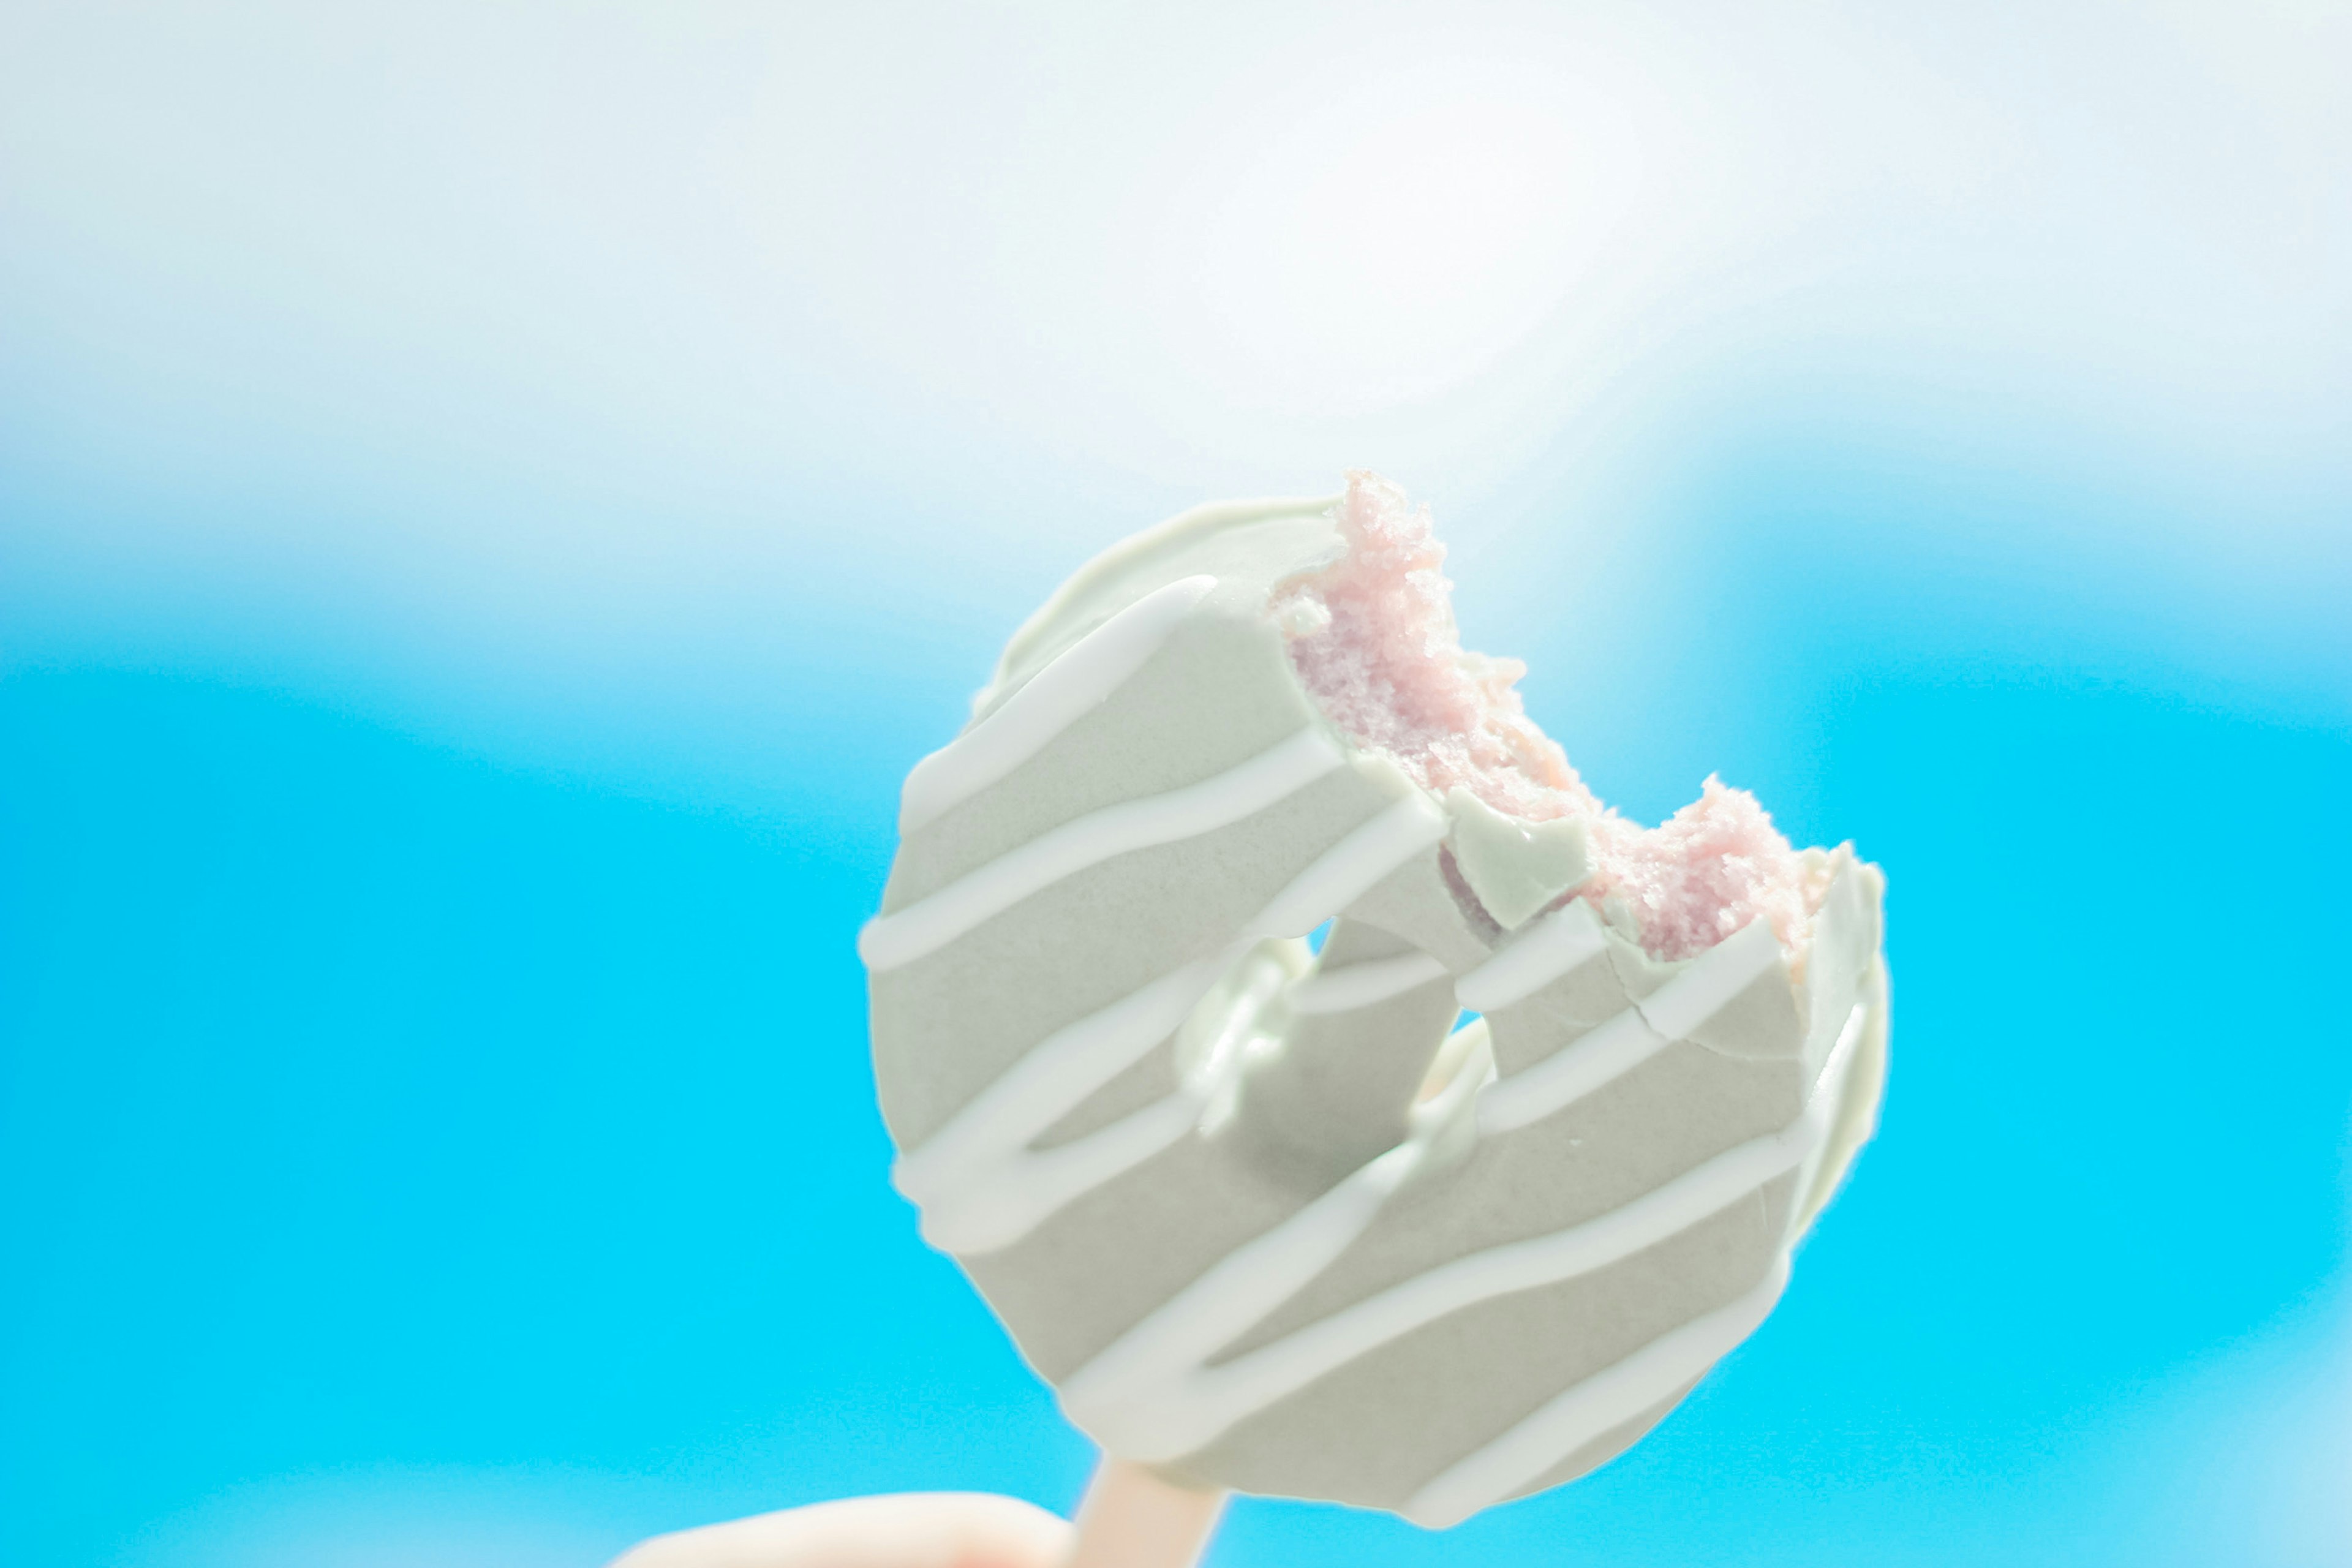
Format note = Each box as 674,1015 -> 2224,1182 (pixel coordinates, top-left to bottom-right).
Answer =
1272,470 -> 1830,962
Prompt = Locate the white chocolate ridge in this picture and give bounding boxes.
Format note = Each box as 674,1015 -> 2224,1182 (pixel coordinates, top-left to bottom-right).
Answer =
900,574 -> 1218,834
894,791 -> 1449,1253
1452,900 -> 1611,1013
1064,1004 -> 1864,1480
1479,918 -> 1785,1136
1405,1255 -> 1793,1528
861,727 -> 1346,973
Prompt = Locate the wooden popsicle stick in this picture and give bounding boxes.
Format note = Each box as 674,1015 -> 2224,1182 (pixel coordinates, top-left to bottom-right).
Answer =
1063,1457 -> 1227,1568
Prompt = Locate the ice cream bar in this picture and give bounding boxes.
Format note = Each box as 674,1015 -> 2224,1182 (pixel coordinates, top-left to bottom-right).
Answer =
864,473 -> 1888,1526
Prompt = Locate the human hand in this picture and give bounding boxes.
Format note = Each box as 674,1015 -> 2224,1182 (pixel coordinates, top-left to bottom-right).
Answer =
608,1491 -> 1071,1568
608,1458 -> 1224,1568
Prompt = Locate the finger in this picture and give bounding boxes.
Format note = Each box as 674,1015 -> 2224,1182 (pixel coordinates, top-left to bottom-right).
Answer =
606,1491 -> 1074,1568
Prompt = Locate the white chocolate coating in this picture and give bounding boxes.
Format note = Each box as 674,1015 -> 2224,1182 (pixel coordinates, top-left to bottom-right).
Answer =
865,494 -> 1888,1524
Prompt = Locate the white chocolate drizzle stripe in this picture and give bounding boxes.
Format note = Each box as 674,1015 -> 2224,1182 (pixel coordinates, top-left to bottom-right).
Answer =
1405,1010 -> 1863,1526
1250,796 -> 1447,938
1636,918 -> 1784,1041
1476,1008 -> 1668,1136
920,1092 -> 1205,1255
1288,952 -> 1449,1015
1060,1011 -> 1496,1433
1784,997 -> 1874,1245
861,728 -> 1345,973
1063,1144 -> 1427,1442
1065,1012 -> 1861,1466
895,952 -> 1237,1212
900,575 -> 1216,834
1103,1122 -> 1809,1460
1453,901 -> 1608,1013
1475,918 -> 1788,1136
895,793 -> 1448,1255
1403,1255 -> 1792,1529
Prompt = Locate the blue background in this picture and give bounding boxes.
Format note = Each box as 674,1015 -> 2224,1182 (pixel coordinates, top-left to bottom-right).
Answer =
3,4 -> 2347,1565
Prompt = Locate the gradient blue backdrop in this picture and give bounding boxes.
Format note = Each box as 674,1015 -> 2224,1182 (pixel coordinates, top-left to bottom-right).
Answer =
3,4 -> 2348,1566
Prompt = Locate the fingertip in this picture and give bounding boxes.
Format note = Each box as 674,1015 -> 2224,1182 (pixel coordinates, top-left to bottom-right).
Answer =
606,1490 -> 1076,1568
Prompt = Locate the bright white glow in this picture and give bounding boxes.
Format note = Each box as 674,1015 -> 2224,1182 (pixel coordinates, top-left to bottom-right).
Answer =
0,0 -> 2345,768
1166,58 -> 1644,413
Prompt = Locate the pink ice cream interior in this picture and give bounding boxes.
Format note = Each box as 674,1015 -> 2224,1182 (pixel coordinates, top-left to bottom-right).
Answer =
1273,471 -> 1829,961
